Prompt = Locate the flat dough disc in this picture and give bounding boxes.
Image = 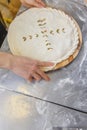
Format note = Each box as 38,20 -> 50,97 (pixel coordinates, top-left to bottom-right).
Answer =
7,8 -> 82,71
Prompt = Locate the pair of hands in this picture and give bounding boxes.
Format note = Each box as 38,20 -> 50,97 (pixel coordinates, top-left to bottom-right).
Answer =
17,0 -> 50,81
4,0 -> 52,82
14,0 -> 52,82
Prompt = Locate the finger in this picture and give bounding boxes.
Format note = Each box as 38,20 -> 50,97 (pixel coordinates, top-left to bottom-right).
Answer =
38,61 -> 55,67
21,1 -> 38,8
32,72 -> 41,81
21,0 -> 45,8
36,69 -> 50,81
32,1 -> 45,7
28,75 -> 33,82
21,2 -> 32,8
36,0 -> 46,7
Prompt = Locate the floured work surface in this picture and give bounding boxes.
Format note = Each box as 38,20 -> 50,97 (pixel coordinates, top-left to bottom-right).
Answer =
7,7 -> 82,71
0,0 -> 87,128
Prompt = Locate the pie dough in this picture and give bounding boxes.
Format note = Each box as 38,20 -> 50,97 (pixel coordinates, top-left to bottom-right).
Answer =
7,8 -> 81,71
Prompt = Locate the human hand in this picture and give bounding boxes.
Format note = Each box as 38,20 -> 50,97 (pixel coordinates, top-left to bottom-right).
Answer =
20,0 -> 46,8
9,55 -> 53,82
84,0 -> 87,5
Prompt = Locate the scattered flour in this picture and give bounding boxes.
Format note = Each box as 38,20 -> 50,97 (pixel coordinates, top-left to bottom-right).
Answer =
5,95 -> 30,119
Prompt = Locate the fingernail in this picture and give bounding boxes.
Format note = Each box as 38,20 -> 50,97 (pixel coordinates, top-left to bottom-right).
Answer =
39,1 -> 46,7
43,4 -> 46,7
42,4 -> 46,7
38,3 -> 45,7
47,77 -> 50,81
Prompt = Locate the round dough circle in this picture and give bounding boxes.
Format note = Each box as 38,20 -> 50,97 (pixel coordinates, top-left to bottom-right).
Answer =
7,8 -> 82,71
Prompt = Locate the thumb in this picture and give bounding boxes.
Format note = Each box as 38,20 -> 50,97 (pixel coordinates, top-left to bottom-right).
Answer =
35,0 -> 46,7
32,1 -> 43,7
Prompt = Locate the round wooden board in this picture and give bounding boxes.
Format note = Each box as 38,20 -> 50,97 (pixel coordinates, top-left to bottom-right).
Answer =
49,15 -> 83,72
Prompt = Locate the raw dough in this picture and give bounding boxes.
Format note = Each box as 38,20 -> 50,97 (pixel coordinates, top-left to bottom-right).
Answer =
7,8 -> 79,71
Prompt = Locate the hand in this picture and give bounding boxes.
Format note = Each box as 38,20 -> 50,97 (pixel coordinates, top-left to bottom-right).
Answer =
9,55 -> 53,82
0,52 -> 54,81
0,53 -> 53,82
20,0 -> 46,8
84,0 -> 87,4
